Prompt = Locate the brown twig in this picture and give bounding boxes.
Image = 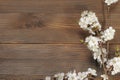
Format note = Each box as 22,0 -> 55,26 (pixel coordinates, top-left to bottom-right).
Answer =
101,0 -> 106,29
106,6 -> 111,55
107,42 -> 110,55
99,42 -> 108,76
107,6 -> 110,18
106,0 -> 114,56
101,0 -> 108,76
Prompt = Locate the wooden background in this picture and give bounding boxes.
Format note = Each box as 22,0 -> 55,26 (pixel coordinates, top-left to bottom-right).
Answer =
0,0 -> 120,80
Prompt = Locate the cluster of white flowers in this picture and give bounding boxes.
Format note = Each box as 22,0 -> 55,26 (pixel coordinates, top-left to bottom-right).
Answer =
85,35 -> 108,64
54,73 -> 65,80
106,57 -> 120,75
54,68 -> 97,80
93,48 -> 107,64
105,0 -> 118,5
79,10 -> 116,64
84,26 -> 115,64
66,71 -> 78,80
85,35 -> 101,52
101,74 -> 108,80
79,11 -> 101,34
101,27 -> 115,42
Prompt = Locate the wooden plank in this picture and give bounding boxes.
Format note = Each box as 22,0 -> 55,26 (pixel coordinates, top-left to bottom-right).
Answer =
0,13 -> 103,29
0,0 -> 102,13
0,44 -> 119,75
0,13 -> 120,43
3,13 -> 117,29
0,13 -> 103,43
0,44 -> 99,75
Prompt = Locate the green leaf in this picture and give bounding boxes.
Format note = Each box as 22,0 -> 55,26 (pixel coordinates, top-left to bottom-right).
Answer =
116,47 -> 120,52
80,39 -> 84,43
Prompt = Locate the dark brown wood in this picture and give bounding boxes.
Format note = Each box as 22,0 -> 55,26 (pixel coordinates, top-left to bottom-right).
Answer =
0,0 -> 119,79
0,74 -> 45,80
0,27 -> 82,43
0,44 -> 99,75
0,44 -> 119,79
0,14 -> 119,44
0,13 -> 102,43
0,0 -> 102,13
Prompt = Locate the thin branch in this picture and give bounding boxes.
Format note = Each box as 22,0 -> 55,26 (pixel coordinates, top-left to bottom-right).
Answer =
101,0 -> 106,29
100,42 -> 108,75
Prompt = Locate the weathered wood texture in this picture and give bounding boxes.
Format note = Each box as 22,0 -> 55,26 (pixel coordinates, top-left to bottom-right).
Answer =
0,44 -> 99,76
0,0 -> 120,80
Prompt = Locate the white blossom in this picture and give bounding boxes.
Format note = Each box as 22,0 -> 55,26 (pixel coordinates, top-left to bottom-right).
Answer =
66,70 -> 78,80
45,76 -> 51,80
93,48 -> 107,64
87,68 -> 97,76
79,11 -> 101,34
105,0 -> 118,5
85,35 -> 101,52
54,73 -> 64,80
78,68 -> 97,80
101,74 -> 108,80
106,57 -> 120,75
77,72 -> 88,80
54,68 -> 97,80
101,27 -> 115,42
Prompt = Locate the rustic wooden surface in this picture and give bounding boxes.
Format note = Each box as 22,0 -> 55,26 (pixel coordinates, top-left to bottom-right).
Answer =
0,0 -> 120,80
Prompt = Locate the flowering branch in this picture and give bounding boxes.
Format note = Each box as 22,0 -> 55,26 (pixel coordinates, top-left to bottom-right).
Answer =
46,0 -> 119,80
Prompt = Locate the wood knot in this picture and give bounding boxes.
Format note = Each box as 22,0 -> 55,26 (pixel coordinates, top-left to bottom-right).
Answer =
24,16 -> 45,29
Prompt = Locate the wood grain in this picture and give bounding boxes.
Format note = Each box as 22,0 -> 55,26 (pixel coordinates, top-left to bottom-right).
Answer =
0,44 -> 119,79
0,44 -> 119,76
0,44 -> 99,75
0,0 -> 120,79
0,0 -> 102,13
0,13 -> 102,43
0,13 -> 119,43
0,13 -> 103,29
0,74 -> 45,80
